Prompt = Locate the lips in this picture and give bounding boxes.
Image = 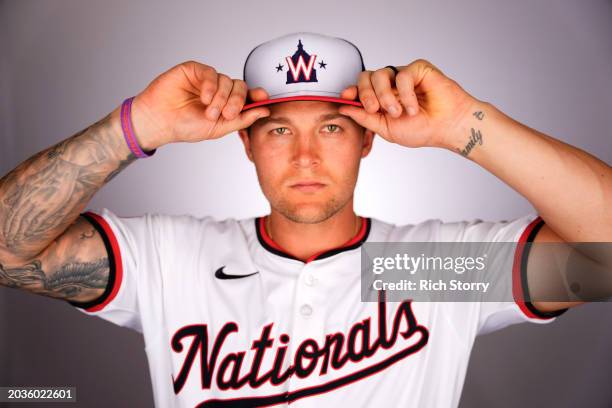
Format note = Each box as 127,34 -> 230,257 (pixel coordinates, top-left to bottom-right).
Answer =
290,181 -> 326,192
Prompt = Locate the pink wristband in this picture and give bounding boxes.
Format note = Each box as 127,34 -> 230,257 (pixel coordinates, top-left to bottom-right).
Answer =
120,97 -> 156,158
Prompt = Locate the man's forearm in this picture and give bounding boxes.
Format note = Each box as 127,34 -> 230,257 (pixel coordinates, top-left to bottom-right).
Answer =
0,105 -> 135,263
446,101 -> 612,242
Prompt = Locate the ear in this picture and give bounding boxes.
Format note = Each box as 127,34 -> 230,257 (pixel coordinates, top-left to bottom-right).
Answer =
238,129 -> 254,162
360,129 -> 375,158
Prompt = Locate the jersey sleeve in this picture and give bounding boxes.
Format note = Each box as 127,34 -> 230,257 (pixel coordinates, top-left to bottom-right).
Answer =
66,207 -> 155,333
439,214 -> 568,336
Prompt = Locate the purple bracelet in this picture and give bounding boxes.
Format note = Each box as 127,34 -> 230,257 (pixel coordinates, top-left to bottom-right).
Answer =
120,97 -> 156,158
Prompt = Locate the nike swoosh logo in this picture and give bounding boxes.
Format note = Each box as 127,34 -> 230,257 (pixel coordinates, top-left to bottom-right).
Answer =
215,266 -> 259,280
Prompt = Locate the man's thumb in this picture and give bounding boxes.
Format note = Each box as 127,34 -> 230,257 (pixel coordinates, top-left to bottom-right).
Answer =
338,106 -> 383,135
234,107 -> 270,130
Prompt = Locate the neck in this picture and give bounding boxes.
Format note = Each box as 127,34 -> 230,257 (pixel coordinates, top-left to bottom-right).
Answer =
265,201 -> 361,262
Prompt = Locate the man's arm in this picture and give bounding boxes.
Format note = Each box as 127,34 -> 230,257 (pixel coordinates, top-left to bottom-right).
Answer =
338,59 -> 612,314
0,215 -> 112,303
0,107 -> 136,303
0,60 -> 271,304
447,100 -> 611,312
0,109 -> 134,263
448,100 -> 611,243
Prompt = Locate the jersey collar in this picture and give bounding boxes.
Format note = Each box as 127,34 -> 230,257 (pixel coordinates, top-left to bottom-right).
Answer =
255,215 -> 371,263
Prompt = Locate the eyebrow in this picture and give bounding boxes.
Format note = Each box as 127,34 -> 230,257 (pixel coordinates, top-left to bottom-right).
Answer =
256,112 -> 348,126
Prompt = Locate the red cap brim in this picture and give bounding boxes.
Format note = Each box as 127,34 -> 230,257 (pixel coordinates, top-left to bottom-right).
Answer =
242,95 -> 363,111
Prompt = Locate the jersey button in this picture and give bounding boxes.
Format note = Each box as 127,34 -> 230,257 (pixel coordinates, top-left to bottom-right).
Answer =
300,304 -> 313,317
304,273 -> 316,286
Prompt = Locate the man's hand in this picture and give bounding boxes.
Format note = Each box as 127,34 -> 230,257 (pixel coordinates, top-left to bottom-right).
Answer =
338,59 -> 479,149
130,61 -> 271,150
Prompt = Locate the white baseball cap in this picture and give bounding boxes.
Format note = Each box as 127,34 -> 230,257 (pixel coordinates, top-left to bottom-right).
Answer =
242,32 -> 365,111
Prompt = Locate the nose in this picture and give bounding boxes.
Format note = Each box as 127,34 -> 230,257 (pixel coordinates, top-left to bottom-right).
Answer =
291,133 -> 320,168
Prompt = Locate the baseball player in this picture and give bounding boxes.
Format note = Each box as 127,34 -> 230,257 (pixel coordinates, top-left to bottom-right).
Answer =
0,32 -> 610,407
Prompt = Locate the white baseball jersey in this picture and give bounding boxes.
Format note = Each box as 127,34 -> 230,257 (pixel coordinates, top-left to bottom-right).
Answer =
69,208 -> 566,408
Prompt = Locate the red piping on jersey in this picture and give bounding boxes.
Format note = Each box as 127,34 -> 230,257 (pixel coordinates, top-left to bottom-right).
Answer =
512,215 -> 551,320
83,211 -> 123,312
258,215 -> 367,263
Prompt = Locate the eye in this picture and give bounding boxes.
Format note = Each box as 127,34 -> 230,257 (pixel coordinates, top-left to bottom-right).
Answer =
323,124 -> 341,133
271,127 -> 290,135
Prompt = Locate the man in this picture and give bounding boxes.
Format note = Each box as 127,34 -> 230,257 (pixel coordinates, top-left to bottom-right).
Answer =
0,32 -> 610,407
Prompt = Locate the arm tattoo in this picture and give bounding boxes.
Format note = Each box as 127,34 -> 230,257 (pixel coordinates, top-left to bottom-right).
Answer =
457,128 -> 484,157
456,111 -> 485,157
0,257 -> 109,301
80,229 -> 95,240
0,112 -> 136,260
473,111 -> 485,120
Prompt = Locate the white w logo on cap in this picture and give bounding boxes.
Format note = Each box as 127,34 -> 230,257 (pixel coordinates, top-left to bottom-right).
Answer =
285,54 -> 318,82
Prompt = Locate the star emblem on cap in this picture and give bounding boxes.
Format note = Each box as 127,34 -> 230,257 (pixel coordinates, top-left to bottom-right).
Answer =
275,63 -> 284,72
318,60 -> 327,69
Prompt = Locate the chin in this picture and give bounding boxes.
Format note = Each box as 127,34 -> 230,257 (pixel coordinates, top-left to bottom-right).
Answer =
290,207 -> 329,224
274,197 -> 344,225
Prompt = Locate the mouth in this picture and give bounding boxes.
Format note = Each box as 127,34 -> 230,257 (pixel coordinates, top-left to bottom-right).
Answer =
290,181 -> 326,193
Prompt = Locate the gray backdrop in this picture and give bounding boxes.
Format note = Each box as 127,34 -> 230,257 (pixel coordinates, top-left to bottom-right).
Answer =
1,0 -> 611,406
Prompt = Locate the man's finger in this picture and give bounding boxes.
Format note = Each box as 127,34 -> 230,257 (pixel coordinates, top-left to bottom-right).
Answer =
206,74 -> 233,121
247,87 -> 270,103
340,85 -> 358,101
395,68 -> 420,117
197,65 -> 219,106
338,105 -> 385,136
222,80 -> 248,120
218,107 -> 271,135
395,59 -> 447,109
371,68 -> 402,118
357,71 -> 379,113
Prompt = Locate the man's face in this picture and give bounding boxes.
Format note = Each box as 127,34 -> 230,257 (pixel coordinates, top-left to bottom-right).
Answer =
238,101 -> 374,224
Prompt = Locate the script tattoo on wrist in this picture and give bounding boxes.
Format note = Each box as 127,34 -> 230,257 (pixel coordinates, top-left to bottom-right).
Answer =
0,113 -> 136,260
457,128 -> 483,157
456,110 -> 485,157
